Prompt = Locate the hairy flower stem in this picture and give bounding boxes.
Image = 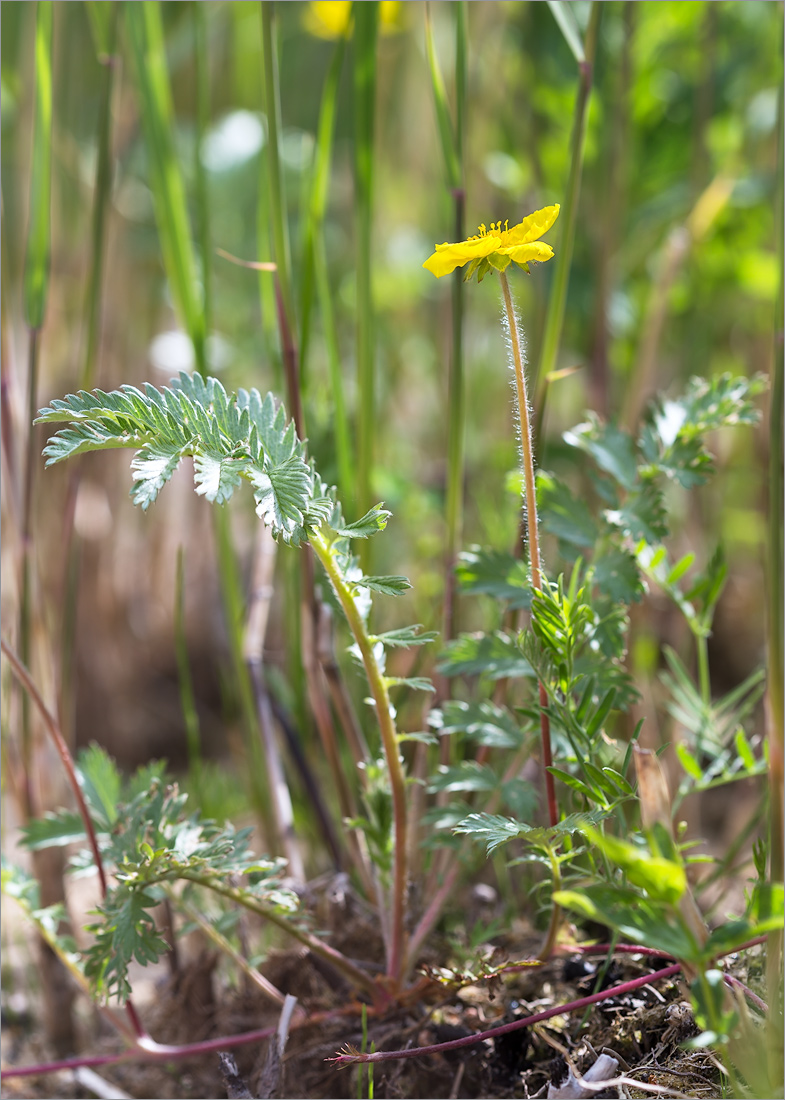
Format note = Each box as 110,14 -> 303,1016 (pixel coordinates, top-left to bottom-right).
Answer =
309,529 -> 408,986
498,271 -> 558,831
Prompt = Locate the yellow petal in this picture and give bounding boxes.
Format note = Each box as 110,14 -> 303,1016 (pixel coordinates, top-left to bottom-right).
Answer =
303,0 -> 352,39
423,235 -> 500,278
505,204 -> 560,246
502,241 -> 555,266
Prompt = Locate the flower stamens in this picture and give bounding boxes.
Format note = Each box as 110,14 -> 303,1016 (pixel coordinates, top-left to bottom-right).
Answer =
423,204 -> 560,281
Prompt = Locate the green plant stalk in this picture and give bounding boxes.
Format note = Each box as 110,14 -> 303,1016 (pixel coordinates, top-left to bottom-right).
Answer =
260,2 -> 295,344
533,1 -> 600,413
125,2 -> 206,374
299,37 -> 344,373
424,3 -> 467,783
305,39 -> 354,501
260,6 -> 373,886
767,78 -> 784,1092
213,512 -> 276,841
455,2 -> 466,162
309,528 -> 408,985
174,891 -> 289,1008
424,3 -> 460,191
19,1 -> 54,816
180,870 -> 380,1000
431,2 -> 467,652
128,0 -> 276,839
695,968 -> 742,1098
60,5 -> 119,745
174,549 -> 203,802
23,0 -> 53,333
193,0 -> 212,342
696,630 -> 711,706
315,231 -> 354,501
353,1 -> 380,524
80,2 -> 117,391
19,331 -> 40,819
499,270 -> 557,830
256,147 -> 281,385
536,847 -> 563,962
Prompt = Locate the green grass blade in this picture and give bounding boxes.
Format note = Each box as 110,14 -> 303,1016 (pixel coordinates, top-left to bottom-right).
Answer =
125,1 -> 206,373
84,0 -> 113,62
546,0 -> 585,65
353,0 -> 380,522
23,0 -> 53,332
256,147 -> 281,386
767,78 -> 784,1089
425,1 -> 468,673
80,0 -> 118,390
455,2 -> 466,164
260,1 -> 294,337
534,1 -> 600,412
300,40 -> 354,500
424,4 -> 460,190
260,1 -> 304,439
299,36 -> 344,352
193,0 -> 212,343
174,549 -> 203,803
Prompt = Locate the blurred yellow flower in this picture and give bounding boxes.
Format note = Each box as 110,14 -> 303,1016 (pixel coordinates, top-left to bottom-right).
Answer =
423,204 -> 560,281
303,1 -> 401,40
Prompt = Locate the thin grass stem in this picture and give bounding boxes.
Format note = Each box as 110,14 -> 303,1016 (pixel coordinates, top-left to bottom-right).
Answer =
260,2 -> 295,348
533,1 -> 600,414
353,1 -> 380,524
193,0 -> 212,342
174,550 -> 203,802
766,76 -> 785,1093
80,2 -> 117,391
126,1 -> 206,374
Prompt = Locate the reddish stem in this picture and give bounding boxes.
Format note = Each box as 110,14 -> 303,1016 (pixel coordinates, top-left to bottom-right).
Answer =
331,964 -> 682,1065
1,638 -> 146,1039
2,638 -> 106,893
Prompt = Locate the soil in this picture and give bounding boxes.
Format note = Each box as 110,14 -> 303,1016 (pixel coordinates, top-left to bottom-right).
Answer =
1,904 -> 768,1100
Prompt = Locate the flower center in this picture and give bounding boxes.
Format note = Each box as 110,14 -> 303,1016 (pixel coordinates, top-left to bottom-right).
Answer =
470,219 -> 509,242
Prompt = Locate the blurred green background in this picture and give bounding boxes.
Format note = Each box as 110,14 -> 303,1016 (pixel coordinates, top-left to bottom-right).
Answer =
1,1 -> 781,818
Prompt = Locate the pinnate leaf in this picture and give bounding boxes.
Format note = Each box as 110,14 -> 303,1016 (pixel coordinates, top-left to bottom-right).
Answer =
371,624 -> 438,648
131,446 -> 185,510
455,546 -> 532,609
354,575 -> 412,596
193,452 -> 244,504
564,415 -> 637,491
438,632 -> 535,680
538,472 -> 598,549
334,503 -> 392,538
78,743 -> 122,828
249,454 -> 311,534
592,548 -> 643,605
20,811 -> 87,851
434,699 -> 523,749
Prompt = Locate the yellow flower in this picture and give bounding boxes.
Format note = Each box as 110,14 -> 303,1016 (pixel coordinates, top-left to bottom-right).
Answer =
303,1 -> 401,40
423,204 -> 560,281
